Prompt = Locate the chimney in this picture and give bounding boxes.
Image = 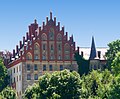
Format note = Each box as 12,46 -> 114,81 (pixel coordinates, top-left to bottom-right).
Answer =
54,17 -> 56,26
77,47 -> 80,54
23,36 -> 25,44
26,32 -> 29,40
81,51 -> 84,57
16,45 -> 19,53
13,49 -> 15,58
50,12 -> 52,19
46,17 -> 48,24
39,27 -> 41,32
98,51 -> 101,59
43,22 -> 45,29
34,19 -> 37,24
19,41 -> 22,48
66,32 -> 68,40
58,22 -> 60,31
62,26 -> 64,32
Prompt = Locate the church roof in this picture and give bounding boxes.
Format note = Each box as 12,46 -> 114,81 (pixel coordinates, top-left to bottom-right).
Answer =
89,36 -> 96,59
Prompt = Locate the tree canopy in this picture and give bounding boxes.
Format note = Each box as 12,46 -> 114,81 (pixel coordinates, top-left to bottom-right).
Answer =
0,58 -> 9,92
74,52 -> 89,76
0,87 -> 17,99
23,69 -> 81,99
106,39 -> 120,70
111,52 -> 120,76
81,69 -> 114,98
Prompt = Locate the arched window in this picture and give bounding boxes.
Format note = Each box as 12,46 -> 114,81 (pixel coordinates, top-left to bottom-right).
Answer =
41,33 -> 47,40
34,54 -> 39,60
64,43 -> 70,53
34,43 -> 40,60
49,28 -> 54,40
57,34 -> 62,41
26,52 -> 32,60
34,43 -> 39,50
64,43 -> 70,60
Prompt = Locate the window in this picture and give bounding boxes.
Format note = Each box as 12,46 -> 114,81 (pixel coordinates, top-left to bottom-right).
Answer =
49,32 -> 54,40
27,74 -> 31,80
14,68 -> 15,73
34,54 -> 39,60
41,33 -> 47,40
57,34 -> 62,41
19,91 -> 21,95
58,55 -> 62,60
34,44 -> 39,50
50,55 -> 54,60
43,44 -> 46,50
17,66 -> 18,72
19,65 -> 21,71
27,64 -> 30,71
51,45 -> 53,50
34,74 -> 38,80
26,53 -> 32,60
94,65 -> 97,70
11,70 -> 12,75
14,77 -> 15,83
34,64 -> 38,71
42,54 -> 46,60
60,65 -> 63,71
49,65 -> 53,71
19,75 -> 21,81
58,44 -> 61,50
43,65 -> 46,71
17,76 -> 18,82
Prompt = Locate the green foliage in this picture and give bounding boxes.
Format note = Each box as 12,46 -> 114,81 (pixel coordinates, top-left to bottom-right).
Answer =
0,87 -> 17,99
74,52 -> 89,76
109,74 -> 120,99
0,58 -> 9,92
106,39 -> 120,70
81,69 -> 114,98
111,52 -> 120,76
23,69 -> 81,99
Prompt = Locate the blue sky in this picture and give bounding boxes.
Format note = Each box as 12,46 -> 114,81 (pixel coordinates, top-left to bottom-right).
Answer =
0,0 -> 120,52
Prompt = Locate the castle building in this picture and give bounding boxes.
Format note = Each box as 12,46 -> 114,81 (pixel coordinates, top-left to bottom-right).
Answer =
7,12 -> 78,98
80,37 -> 107,70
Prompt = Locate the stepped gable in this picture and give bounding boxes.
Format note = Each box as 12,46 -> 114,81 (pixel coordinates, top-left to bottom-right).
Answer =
8,12 -> 76,68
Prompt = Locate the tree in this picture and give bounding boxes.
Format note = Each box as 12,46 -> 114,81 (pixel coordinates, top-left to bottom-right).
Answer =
106,39 -> 120,70
109,74 -> 120,98
81,70 -> 114,98
0,87 -> 17,99
23,69 -> 81,99
74,52 -> 89,76
0,58 -> 9,92
111,52 -> 120,76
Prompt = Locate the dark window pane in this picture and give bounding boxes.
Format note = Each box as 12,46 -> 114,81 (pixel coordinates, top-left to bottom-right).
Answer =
60,65 -> 63,71
43,65 -> 46,71
49,65 -> 53,71
27,74 -> 31,80
27,64 -> 30,71
34,74 -> 38,80
34,64 -> 38,70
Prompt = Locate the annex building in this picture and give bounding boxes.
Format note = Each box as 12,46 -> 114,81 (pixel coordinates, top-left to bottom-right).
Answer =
7,12 -> 78,98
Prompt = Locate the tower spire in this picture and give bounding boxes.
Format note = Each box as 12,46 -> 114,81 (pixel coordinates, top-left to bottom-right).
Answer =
89,36 -> 96,59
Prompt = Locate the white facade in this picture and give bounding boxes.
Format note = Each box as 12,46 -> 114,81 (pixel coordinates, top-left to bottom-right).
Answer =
8,62 -> 22,99
79,47 -> 108,60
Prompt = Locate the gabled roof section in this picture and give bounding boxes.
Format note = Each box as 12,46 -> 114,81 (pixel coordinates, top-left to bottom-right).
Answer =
89,36 -> 96,59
